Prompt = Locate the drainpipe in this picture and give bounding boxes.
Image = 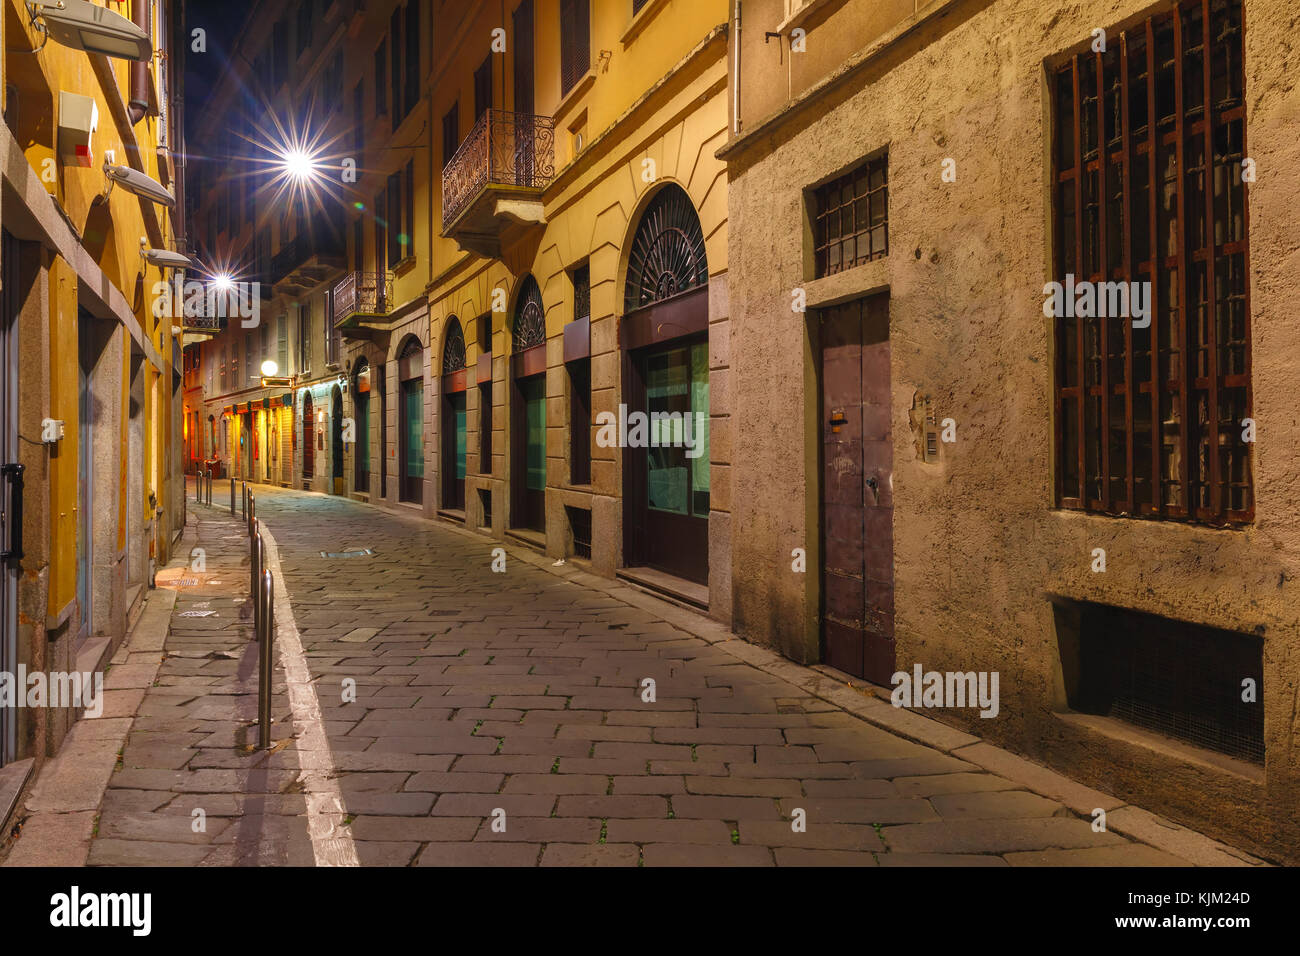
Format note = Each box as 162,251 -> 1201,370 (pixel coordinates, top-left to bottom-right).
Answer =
128,0 -> 151,125
732,1 -> 742,136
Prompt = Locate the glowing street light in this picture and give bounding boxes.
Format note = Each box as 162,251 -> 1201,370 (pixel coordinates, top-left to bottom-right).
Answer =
260,359 -> 279,377
280,149 -> 317,182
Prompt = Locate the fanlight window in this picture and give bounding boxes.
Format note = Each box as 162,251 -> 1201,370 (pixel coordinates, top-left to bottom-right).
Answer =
513,275 -> 546,352
443,317 -> 467,374
624,184 -> 708,313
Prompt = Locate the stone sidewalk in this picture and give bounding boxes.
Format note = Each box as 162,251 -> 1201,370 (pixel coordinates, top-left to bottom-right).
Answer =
1,481 -> 1268,866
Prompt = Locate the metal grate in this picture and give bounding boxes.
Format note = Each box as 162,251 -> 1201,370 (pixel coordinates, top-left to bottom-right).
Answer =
572,263 -> 590,322
443,317 -> 467,374
624,184 -> 708,313
812,153 -> 888,278
1071,600 -> 1263,764
567,506 -> 592,560
1052,0 -> 1251,526
319,549 -> 375,558
513,274 -> 547,352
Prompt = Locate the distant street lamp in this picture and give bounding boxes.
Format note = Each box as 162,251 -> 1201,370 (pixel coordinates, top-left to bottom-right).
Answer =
260,359 -> 279,377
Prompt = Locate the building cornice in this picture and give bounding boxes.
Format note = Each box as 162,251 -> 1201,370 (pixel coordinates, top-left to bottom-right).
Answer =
716,0 -> 970,164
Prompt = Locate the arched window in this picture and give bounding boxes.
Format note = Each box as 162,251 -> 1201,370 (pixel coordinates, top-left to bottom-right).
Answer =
624,184 -> 708,313
398,336 -> 425,503
442,316 -> 467,374
512,275 -> 546,353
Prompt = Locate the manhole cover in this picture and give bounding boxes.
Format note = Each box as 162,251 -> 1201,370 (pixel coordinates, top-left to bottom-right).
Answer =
319,548 -> 375,558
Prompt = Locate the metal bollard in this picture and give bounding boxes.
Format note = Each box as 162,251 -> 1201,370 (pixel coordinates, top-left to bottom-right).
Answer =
230,477 -> 236,516
248,493 -> 256,537
257,566 -> 274,750
241,482 -> 247,519
195,471 -> 202,503
250,523 -> 262,648
206,470 -> 212,506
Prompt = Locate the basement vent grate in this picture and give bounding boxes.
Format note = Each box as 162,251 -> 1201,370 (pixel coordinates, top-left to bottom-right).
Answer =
319,548 -> 375,558
1058,599 -> 1264,765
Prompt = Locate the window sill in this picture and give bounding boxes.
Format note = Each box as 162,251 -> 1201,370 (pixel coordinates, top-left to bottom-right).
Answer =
776,0 -> 850,34
803,257 -> 889,310
1054,712 -> 1265,784
392,256 -> 417,277
554,70 -> 597,128
621,0 -> 670,46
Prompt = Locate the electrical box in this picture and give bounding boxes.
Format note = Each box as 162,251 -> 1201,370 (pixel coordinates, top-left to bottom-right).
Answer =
58,91 -> 99,168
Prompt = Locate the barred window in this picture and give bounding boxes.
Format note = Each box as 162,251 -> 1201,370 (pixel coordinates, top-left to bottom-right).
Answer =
811,153 -> 887,278
1052,0 -> 1251,525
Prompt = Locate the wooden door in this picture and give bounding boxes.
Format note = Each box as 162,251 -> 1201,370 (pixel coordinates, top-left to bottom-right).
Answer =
820,294 -> 894,684
302,393 -> 315,481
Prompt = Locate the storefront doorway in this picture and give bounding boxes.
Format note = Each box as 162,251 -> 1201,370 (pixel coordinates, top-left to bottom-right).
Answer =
441,318 -> 468,512
621,184 -> 711,585
511,277 -> 546,533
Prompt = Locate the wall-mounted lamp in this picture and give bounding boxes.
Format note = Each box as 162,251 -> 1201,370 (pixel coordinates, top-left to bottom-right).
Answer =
25,0 -> 152,61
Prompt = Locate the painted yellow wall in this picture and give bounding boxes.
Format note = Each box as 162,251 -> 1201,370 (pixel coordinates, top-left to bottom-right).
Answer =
4,0 -> 178,616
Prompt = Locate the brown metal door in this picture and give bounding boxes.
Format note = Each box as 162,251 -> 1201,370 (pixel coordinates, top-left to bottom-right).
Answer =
820,294 -> 894,684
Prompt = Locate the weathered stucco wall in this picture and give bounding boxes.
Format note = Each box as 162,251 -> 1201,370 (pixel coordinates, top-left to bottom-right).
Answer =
727,0 -> 1300,860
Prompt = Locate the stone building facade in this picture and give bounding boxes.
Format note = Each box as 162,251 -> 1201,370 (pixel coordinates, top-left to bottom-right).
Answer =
721,0 -> 1299,862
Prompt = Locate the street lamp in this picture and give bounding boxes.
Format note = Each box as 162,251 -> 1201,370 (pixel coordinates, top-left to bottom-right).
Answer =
261,359 -> 279,377
281,149 -> 317,182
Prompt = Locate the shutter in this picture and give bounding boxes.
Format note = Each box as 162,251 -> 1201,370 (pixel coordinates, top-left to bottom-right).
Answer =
513,0 -> 534,115
389,9 -> 402,119
405,1 -> 420,120
404,161 -> 415,260
560,0 -> 589,96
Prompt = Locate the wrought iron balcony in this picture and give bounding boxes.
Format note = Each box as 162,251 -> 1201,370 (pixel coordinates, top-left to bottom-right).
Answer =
180,314 -> 223,336
441,109 -> 555,258
333,271 -> 394,331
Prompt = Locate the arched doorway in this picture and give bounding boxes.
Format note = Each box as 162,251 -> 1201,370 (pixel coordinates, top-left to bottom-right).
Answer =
397,336 -> 424,503
511,276 -> 546,533
331,385 -> 344,493
621,183 -> 710,584
441,318 -> 468,511
302,392 -> 315,485
353,357 -> 371,495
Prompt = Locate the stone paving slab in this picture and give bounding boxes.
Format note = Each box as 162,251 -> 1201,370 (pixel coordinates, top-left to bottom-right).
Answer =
0,482 -> 1271,867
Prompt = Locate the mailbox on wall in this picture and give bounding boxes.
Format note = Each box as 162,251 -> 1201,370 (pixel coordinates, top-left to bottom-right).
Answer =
57,91 -> 98,167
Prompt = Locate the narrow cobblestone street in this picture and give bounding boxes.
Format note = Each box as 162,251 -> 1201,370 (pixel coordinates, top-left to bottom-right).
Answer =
3,483 -> 1264,867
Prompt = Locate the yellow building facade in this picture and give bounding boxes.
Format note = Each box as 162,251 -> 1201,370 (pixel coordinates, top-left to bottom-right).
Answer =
412,0 -> 732,618
1,0 -> 184,780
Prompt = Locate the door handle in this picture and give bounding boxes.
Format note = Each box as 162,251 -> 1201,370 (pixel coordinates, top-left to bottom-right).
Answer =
1,462 -> 24,561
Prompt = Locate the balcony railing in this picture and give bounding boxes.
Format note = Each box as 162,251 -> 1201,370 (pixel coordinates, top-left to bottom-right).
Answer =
333,271 -> 394,326
181,314 -> 223,334
442,109 -> 556,231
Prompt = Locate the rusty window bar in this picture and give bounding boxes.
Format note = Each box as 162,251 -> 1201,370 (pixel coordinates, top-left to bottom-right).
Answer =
1053,0 -> 1251,526
812,153 -> 889,279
